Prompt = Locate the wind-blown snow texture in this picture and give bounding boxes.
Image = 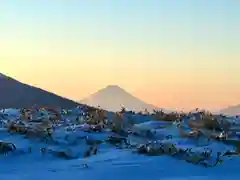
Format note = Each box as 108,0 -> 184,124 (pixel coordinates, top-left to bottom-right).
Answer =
1,108 -> 240,180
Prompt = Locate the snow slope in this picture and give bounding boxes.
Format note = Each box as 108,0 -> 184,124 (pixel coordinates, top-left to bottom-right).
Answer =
1,109 -> 240,180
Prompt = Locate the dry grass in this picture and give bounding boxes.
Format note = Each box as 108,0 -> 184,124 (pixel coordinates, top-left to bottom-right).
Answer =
152,109 -> 183,122
111,112 -> 124,133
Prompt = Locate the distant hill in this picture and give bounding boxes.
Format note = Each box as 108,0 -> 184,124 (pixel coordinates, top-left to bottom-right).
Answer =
80,85 -> 165,113
0,73 -> 80,109
219,105 -> 240,116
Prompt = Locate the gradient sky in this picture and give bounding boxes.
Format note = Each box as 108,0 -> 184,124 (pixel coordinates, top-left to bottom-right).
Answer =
1,0 -> 240,111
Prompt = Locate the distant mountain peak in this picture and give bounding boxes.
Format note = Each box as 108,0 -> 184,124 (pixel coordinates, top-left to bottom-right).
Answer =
80,85 -> 161,112
101,85 -> 127,94
220,104 -> 240,116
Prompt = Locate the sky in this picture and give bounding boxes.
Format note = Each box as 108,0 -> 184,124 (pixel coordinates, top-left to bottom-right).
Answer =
1,0 -> 240,111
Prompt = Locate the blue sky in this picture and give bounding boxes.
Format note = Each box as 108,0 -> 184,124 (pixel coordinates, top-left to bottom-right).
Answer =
1,0 -> 239,57
1,0 -> 240,110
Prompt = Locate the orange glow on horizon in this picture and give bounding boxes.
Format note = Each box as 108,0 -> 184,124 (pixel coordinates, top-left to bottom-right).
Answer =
1,55 -> 240,112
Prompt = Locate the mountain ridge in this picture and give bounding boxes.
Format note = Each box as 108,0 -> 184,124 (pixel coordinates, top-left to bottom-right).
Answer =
0,72 -> 80,109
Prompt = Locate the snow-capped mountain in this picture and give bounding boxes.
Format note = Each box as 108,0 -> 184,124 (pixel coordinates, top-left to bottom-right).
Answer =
80,85 -> 162,113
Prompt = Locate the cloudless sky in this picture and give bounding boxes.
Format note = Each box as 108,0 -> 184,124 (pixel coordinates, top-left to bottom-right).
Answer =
1,0 -> 240,111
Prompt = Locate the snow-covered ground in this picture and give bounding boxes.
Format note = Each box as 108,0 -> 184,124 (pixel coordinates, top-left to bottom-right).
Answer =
1,108 -> 240,180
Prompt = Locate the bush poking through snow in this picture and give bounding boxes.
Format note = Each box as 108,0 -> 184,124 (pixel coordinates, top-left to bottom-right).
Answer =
111,112 -> 124,133
86,108 -> 108,125
0,141 -> 16,155
135,142 -> 178,156
7,122 -> 27,134
152,110 -> 181,122
202,117 -> 221,131
106,136 -> 129,146
84,146 -> 98,158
